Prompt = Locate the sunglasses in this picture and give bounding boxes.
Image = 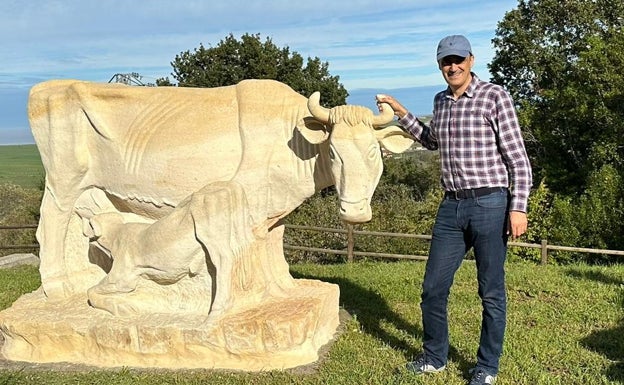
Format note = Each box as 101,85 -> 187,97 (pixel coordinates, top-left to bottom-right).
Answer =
439,55 -> 469,66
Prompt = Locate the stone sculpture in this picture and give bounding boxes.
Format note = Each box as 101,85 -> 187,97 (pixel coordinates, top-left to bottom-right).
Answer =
0,79 -> 415,370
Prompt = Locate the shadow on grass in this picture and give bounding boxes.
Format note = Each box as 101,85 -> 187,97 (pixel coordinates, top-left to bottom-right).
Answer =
565,268 -> 623,286
291,270 -> 472,374
566,267 -> 624,383
581,323 -> 624,383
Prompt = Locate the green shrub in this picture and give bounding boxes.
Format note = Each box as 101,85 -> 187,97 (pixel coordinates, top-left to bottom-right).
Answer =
356,185 -> 440,258
578,165 -> 624,252
522,166 -> 624,264
509,178 -> 553,263
284,188 -> 347,264
380,151 -> 440,200
0,184 -> 42,257
283,163 -> 442,263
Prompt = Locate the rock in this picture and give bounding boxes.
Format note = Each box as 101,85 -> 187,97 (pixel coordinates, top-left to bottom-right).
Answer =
0,253 -> 39,269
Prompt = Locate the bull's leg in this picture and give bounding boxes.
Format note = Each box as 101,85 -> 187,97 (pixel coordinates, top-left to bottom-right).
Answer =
30,83 -> 94,299
189,182 -> 255,316
37,184 -> 112,299
36,186 -> 78,298
255,222 -> 296,294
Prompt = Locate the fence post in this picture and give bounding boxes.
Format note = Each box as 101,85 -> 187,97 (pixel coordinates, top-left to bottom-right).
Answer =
347,223 -> 354,263
541,239 -> 548,265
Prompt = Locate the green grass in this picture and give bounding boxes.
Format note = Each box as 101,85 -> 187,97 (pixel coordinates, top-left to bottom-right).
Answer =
1,261 -> 622,384
0,145 -> 44,189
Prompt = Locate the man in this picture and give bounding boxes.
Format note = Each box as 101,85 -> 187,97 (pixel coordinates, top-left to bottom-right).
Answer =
376,35 -> 532,385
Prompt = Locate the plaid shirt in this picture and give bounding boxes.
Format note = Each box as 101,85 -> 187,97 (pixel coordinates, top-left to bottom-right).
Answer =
399,74 -> 532,212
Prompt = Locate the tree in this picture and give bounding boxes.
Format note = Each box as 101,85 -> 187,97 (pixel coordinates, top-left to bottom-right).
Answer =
488,0 -> 624,258
488,0 -> 624,194
489,0 -> 624,103
157,33 -> 348,107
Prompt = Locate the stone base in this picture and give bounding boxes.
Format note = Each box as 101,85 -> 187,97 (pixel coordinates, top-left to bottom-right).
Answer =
0,279 -> 339,371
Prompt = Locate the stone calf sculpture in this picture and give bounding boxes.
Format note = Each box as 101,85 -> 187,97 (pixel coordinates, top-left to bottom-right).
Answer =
76,182 -> 254,317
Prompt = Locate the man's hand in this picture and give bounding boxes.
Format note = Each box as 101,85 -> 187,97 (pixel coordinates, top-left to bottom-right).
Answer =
375,94 -> 408,119
508,211 -> 528,239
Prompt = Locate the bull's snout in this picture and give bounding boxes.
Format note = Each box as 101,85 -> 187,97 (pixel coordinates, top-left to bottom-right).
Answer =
339,198 -> 372,223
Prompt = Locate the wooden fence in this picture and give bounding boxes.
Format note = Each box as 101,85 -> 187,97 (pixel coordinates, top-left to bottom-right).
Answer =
0,225 -> 38,251
2,223 -> 624,264
283,224 -> 624,264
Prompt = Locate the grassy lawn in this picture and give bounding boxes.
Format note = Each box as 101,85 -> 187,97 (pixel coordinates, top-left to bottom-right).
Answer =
0,145 -> 44,189
0,261 -> 622,384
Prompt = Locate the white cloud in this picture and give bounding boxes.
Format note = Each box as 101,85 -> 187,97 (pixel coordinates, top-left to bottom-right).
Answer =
0,0 -> 518,143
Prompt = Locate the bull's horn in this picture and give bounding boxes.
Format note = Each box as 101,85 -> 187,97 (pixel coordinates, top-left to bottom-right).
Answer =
308,92 -> 330,123
372,103 -> 395,127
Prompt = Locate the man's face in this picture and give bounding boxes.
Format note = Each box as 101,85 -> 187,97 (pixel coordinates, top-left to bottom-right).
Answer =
438,55 -> 474,90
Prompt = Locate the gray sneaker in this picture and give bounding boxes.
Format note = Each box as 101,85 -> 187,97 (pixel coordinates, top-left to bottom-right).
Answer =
469,368 -> 496,385
405,354 -> 446,374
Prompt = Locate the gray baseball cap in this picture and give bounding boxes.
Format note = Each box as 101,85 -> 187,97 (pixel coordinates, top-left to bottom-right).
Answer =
436,35 -> 472,61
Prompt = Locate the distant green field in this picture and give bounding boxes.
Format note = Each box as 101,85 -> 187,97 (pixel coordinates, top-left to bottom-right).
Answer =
0,144 -> 44,189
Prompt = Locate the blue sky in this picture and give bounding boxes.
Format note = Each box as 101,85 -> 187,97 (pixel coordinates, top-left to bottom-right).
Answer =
0,0 -> 518,145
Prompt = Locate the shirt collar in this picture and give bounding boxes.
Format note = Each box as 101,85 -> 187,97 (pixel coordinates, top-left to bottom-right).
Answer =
444,72 -> 479,99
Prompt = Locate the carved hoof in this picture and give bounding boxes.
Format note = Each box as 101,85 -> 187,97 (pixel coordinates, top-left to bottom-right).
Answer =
88,279 -> 135,296
87,290 -> 139,317
207,301 -> 228,319
87,278 -> 138,316
41,275 -> 74,299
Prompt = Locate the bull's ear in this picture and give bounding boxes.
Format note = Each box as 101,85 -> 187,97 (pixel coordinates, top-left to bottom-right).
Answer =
374,124 -> 415,154
296,116 -> 330,144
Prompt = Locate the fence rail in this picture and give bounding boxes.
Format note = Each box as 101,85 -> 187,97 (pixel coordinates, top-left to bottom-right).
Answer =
283,224 -> 624,264
2,224 -> 624,264
0,225 -> 39,251
0,225 -> 37,230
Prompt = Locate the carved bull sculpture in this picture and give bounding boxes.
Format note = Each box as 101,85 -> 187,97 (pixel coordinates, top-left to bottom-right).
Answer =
0,79 -> 421,370
28,79 -> 415,312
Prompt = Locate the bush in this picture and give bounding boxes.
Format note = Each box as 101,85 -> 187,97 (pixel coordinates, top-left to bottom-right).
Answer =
380,151 -> 440,200
520,166 -> 624,264
548,165 -> 624,264
0,184 -> 42,257
356,184 -> 440,258
283,188 -> 347,264
284,152 -> 440,263
283,154 -> 443,264
509,178 -> 553,262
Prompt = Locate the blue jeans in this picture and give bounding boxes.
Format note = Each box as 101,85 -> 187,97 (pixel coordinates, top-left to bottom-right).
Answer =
421,189 -> 509,375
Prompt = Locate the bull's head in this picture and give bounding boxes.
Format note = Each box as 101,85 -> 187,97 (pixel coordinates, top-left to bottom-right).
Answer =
299,92 -> 415,223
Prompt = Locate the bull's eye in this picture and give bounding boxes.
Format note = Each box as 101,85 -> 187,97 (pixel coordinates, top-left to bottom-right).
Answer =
368,145 -> 379,160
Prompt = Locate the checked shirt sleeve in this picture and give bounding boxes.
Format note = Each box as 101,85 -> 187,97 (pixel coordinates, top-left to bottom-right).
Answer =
398,112 -> 438,150
495,90 -> 533,212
